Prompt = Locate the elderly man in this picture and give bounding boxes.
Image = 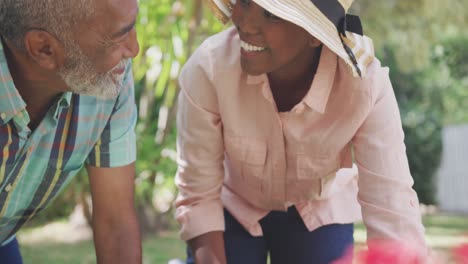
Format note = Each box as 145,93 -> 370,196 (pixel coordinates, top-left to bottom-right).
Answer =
0,0 -> 141,263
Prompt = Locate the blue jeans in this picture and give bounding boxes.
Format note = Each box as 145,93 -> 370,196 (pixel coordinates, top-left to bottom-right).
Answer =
187,207 -> 354,264
0,237 -> 23,264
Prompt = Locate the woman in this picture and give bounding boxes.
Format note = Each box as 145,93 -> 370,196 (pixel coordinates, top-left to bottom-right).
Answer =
175,0 -> 426,263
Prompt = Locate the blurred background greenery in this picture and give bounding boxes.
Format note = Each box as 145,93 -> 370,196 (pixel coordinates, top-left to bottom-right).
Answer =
18,0 -> 468,263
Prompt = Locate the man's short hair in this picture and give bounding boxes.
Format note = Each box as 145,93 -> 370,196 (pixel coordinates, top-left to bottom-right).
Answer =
0,0 -> 95,50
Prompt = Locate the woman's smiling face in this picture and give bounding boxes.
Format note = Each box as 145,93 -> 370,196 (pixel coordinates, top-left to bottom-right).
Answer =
231,0 -> 321,77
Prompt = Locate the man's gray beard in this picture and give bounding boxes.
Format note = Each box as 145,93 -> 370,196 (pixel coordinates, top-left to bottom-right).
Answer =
58,47 -> 127,100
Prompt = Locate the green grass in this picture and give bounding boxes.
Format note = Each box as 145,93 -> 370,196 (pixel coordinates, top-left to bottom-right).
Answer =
19,231 -> 186,264
424,215 -> 468,233
20,240 -> 97,264
17,214 -> 468,264
423,214 -> 468,249
141,232 -> 186,264
354,214 -> 468,249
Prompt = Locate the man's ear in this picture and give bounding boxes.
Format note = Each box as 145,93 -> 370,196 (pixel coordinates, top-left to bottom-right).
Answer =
309,36 -> 321,48
23,30 -> 65,71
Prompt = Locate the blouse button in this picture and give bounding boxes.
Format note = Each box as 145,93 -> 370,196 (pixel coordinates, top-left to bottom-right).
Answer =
295,105 -> 305,114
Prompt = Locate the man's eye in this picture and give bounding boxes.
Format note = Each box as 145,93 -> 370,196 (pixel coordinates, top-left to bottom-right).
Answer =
264,10 -> 281,21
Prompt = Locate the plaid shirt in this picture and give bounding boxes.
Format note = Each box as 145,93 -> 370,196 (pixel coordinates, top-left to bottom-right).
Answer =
0,40 -> 137,244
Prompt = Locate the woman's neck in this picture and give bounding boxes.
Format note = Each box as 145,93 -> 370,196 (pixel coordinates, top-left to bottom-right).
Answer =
268,45 -> 322,91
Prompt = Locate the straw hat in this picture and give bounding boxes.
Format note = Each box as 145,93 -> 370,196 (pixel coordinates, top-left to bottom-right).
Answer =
206,0 -> 375,78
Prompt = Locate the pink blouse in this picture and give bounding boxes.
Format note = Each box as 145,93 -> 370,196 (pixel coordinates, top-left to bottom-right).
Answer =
175,27 -> 426,253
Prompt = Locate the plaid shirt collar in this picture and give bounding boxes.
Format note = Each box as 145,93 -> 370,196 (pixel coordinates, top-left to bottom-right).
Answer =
0,37 -> 72,126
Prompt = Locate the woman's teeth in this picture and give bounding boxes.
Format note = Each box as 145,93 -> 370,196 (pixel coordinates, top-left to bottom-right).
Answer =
240,40 -> 266,52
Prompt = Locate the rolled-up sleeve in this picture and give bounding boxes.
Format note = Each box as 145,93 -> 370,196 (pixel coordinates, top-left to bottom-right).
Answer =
353,62 -> 426,251
175,45 -> 226,241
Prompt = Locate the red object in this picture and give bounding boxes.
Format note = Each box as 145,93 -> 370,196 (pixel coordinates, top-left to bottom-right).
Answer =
357,240 -> 422,264
453,243 -> 468,264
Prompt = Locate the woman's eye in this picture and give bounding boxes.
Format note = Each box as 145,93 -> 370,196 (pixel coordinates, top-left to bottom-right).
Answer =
264,10 -> 281,21
239,0 -> 250,6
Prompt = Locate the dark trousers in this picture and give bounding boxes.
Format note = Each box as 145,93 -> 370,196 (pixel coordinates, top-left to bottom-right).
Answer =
0,237 -> 23,264
187,207 -> 354,264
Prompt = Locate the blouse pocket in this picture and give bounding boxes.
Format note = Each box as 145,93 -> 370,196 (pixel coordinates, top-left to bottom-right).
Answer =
242,139 -> 267,180
224,136 -> 267,182
296,154 -> 340,200
297,155 -> 338,180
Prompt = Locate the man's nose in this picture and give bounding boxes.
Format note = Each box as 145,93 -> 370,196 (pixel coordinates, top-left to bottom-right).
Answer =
123,29 -> 140,58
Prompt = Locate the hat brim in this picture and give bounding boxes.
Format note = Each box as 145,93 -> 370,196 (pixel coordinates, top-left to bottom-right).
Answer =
206,0 -> 374,78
